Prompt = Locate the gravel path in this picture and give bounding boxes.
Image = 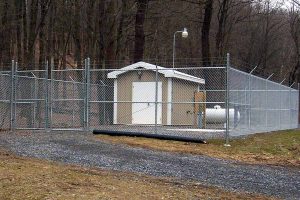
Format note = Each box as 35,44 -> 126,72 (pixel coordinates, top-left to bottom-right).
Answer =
0,131 -> 299,199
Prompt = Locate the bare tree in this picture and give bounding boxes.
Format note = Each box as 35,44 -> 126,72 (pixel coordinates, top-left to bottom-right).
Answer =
0,0 -> 11,68
134,0 -> 148,62
201,0 -> 213,65
215,0 -> 230,57
288,2 -> 300,84
0,0 -> 298,81
38,0 -> 51,69
292,0 -> 300,7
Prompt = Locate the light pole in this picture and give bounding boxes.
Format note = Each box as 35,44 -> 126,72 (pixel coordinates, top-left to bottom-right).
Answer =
173,28 -> 188,68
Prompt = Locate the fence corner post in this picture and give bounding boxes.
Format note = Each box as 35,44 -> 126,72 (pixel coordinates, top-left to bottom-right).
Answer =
224,53 -> 231,147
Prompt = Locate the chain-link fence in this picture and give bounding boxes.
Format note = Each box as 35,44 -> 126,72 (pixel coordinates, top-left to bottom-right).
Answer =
229,67 -> 299,136
0,56 -> 298,141
51,67 -> 86,130
0,70 -> 11,130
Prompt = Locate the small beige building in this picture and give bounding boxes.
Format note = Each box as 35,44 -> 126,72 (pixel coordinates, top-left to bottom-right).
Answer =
107,61 -> 205,126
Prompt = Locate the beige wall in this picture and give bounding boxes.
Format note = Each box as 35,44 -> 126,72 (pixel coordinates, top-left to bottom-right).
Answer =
115,70 -> 200,125
172,79 -> 199,125
116,70 -> 168,124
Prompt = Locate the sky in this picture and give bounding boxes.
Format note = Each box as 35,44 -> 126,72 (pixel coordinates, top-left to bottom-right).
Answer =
271,0 -> 296,8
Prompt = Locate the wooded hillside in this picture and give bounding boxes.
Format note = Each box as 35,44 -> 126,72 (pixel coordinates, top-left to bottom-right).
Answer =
0,0 -> 299,85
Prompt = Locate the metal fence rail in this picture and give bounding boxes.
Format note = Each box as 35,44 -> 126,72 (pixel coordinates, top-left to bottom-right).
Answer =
0,55 -> 298,142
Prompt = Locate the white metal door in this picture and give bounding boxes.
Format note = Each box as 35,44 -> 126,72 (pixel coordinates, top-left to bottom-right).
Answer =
132,82 -> 162,124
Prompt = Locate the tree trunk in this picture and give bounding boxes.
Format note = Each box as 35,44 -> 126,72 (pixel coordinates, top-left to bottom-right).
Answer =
46,2 -> 54,63
105,1 -> 118,62
215,0 -> 229,58
27,0 -> 39,67
22,0 -> 28,67
0,0 -> 11,68
39,0 -> 48,69
116,0 -> 128,60
15,0 -> 23,62
202,0 -> 220,104
201,0 -> 213,66
134,0 -> 148,62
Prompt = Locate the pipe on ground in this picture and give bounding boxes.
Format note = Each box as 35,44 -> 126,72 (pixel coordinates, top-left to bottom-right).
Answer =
93,129 -> 207,144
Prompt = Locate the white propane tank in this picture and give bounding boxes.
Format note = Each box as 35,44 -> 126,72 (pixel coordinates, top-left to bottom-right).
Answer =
205,105 -> 240,123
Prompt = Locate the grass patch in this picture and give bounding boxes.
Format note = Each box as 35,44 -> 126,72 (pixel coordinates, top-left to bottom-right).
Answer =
0,150 -> 273,200
95,129 -> 300,167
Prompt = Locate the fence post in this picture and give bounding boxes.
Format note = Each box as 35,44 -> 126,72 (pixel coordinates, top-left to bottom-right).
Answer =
289,82 -> 295,129
248,65 -> 257,132
248,73 -> 251,130
289,85 -> 292,129
50,59 -> 54,130
265,79 -> 267,130
71,76 -> 75,128
225,53 -> 230,147
10,60 -> 15,132
154,60 -> 158,135
86,58 -> 90,131
265,74 -> 273,131
32,73 -> 37,129
279,84 -> 281,130
83,59 -> 87,131
298,83 -> 300,128
45,60 -> 49,131
14,62 -> 18,130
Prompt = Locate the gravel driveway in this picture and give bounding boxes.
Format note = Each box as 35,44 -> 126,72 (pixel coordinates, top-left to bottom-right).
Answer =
0,130 -> 299,199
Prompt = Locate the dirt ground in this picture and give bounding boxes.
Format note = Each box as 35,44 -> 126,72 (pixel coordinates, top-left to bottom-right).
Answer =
95,129 -> 300,168
0,150 -> 275,200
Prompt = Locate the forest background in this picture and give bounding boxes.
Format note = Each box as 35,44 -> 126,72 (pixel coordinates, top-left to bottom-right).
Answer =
0,0 -> 300,85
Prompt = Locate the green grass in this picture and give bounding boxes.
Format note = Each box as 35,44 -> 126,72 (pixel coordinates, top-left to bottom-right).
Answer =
95,129 -> 300,167
210,130 -> 300,157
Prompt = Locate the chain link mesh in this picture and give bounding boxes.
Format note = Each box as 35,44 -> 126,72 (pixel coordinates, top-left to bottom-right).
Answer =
13,70 -> 47,129
0,58 -> 298,141
51,69 -> 85,129
0,72 -> 11,130
229,67 -> 298,136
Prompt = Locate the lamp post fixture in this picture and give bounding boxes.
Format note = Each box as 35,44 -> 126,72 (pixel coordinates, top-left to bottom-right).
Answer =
173,28 -> 188,68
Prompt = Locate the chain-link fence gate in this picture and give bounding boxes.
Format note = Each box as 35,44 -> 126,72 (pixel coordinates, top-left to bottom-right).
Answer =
50,62 -> 87,130
0,55 -> 298,142
9,62 -> 48,130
